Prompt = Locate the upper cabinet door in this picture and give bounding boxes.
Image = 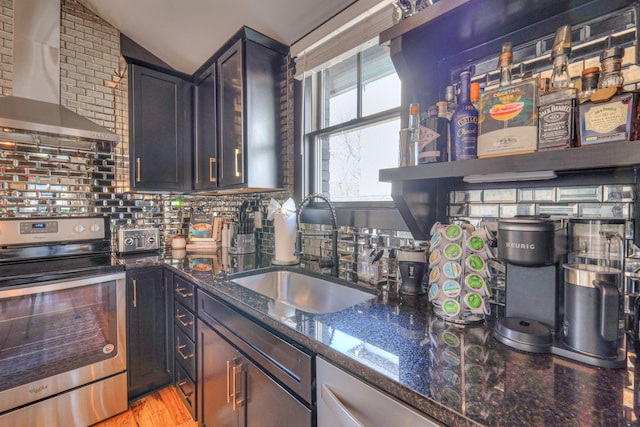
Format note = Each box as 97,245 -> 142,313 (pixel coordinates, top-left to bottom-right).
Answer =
129,64 -> 192,192
194,64 -> 218,191
218,40 -> 245,188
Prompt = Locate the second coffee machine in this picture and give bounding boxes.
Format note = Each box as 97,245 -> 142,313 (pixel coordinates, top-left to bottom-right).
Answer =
493,216 -> 625,368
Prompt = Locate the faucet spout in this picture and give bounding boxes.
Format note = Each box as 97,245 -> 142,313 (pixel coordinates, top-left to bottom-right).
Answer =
296,193 -> 339,277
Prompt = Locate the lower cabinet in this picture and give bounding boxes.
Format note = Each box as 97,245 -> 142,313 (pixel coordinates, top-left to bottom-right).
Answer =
126,267 -> 173,400
197,290 -> 313,427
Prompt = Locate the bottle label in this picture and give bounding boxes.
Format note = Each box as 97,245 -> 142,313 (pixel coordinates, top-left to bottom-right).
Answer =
538,98 -> 575,149
451,110 -> 478,160
579,92 -> 635,145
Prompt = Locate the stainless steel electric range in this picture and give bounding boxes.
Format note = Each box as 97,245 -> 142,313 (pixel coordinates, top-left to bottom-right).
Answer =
0,216 -> 127,427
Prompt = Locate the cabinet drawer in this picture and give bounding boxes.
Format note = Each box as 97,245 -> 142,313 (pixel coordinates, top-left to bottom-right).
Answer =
174,275 -> 195,311
198,289 -> 313,404
175,363 -> 196,420
175,328 -> 196,380
174,302 -> 196,341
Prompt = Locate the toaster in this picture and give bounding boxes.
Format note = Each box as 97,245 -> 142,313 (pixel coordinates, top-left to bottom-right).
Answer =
117,227 -> 160,253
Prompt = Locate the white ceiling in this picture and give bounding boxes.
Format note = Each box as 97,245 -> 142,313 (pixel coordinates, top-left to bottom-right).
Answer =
78,0 -> 358,74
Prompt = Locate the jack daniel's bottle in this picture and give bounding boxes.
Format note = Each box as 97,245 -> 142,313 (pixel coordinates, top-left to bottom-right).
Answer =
537,25 -> 578,150
578,47 -> 640,144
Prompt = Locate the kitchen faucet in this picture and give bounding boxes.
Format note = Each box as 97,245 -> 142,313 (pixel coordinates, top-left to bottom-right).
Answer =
295,193 -> 339,277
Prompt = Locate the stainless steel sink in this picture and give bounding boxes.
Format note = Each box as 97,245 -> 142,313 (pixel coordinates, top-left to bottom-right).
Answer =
231,270 -> 375,314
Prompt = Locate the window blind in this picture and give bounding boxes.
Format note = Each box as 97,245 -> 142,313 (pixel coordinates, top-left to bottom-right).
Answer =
293,1 -> 396,80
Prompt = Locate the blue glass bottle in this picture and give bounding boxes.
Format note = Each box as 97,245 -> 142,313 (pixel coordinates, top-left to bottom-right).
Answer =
450,71 -> 478,160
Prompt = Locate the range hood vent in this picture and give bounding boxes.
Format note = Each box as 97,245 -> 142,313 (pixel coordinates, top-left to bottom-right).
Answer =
0,0 -> 119,142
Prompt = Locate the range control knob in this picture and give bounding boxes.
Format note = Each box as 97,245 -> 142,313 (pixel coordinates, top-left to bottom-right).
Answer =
90,223 -> 102,233
74,225 -> 86,233
124,237 -> 134,246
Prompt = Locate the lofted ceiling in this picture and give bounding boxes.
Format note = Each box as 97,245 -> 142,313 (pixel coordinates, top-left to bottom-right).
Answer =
78,0 -> 359,74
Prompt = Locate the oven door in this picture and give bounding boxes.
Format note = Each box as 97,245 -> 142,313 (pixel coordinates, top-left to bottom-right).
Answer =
0,272 -> 126,413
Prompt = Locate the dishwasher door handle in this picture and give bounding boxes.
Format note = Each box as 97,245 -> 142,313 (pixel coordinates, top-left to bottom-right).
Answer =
321,384 -> 364,427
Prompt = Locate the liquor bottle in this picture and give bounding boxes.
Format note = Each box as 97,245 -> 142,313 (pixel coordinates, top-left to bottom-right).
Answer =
450,71 -> 478,161
470,82 -> 481,109
537,24 -> 578,150
408,103 -> 421,164
419,105 -> 448,164
436,100 -> 451,161
498,42 -> 513,87
579,47 -> 640,144
445,85 -> 457,118
578,67 -> 599,104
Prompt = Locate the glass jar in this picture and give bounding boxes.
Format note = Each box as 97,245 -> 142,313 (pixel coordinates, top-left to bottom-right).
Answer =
598,47 -> 624,90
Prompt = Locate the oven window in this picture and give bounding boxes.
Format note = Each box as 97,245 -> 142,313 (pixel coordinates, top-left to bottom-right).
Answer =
0,280 -> 118,392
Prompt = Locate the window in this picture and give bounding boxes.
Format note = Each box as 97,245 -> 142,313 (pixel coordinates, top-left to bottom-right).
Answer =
305,44 -> 401,203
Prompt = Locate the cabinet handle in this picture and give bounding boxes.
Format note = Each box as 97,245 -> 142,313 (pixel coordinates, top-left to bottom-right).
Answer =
226,360 -> 233,404
177,380 -> 193,398
132,279 -> 137,308
176,344 -> 194,360
176,313 -> 193,327
175,287 -> 194,298
321,384 -> 364,427
210,157 -> 217,183
232,363 -> 246,411
234,148 -> 242,178
135,158 -> 141,182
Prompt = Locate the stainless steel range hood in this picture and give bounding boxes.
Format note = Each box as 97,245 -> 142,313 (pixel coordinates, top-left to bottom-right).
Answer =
0,0 -> 119,142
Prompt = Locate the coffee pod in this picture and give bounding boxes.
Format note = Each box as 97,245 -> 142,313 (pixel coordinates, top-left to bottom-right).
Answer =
443,224 -> 463,241
463,292 -> 485,314
466,235 -> 485,253
429,267 -> 441,284
442,349 -> 461,366
442,261 -> 462,279
443,243 -> 462,261
429,249 -> 442,267
464,344 -> 485,361
465,254 -> 486,274
464,273 -> 488,296
465,364 -> 487,382
429,283 -> 441,303
442,279 -> 462,298
431,231 -> 444,250
442,328 -> 461,347
473,225 -> 495,242
441,298 -> 461,317
430,221 -> 444,236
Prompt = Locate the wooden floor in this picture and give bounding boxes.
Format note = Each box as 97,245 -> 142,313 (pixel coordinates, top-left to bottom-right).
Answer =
93,387 -> 198,427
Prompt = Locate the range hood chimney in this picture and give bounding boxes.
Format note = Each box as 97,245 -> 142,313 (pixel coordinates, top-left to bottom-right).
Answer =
0,0 -> 119,142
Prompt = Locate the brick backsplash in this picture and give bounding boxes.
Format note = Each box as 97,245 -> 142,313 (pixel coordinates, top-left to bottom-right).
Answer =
0,0 -> 295,254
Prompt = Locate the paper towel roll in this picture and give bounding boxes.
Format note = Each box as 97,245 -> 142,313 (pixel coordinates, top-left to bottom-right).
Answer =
274,212 -> 298,263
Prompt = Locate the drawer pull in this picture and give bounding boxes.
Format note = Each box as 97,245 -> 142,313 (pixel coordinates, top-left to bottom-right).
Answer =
226,360 -> 232,404
321,384 -> 364,427
232,363 -> 246,411
177,380 -> 193,398
132,279 -> 138,308
176,313 -> 193,327
176,344 -> 194,360
175,287 -> 194,298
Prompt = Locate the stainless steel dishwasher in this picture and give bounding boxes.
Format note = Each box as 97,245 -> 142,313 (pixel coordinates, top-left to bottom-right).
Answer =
317,357 -> 443,427
197,289 -> 314,427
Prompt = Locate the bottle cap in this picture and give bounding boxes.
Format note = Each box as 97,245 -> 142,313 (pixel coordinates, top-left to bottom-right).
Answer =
428,105 -> 438,117
551,25 -> 572,58
600,47 -> 624,62
436,101 -> 447,116
409,103 -> 420,115
582,66 -> 600,76
470,82 -> 480,102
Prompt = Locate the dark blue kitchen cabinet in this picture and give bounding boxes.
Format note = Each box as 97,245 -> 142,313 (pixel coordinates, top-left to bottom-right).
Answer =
129,64 -> 193,191
194,27 -> 288,190
126,267 -> 173,400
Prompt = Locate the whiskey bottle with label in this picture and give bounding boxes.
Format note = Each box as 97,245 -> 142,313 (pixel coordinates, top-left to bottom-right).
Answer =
419,105 -> 448,164
578,47 -> 640,145
537,24 -> 578,150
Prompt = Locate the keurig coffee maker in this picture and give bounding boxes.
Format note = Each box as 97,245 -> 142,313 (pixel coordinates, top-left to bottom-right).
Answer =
493,216 -> 625,368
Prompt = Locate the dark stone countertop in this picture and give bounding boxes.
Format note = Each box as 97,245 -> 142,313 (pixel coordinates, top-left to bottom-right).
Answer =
120,250 -> 639,426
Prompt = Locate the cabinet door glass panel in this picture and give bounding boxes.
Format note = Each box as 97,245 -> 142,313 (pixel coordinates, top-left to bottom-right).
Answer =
219,40 -> 245,187
195,66 -> 218,190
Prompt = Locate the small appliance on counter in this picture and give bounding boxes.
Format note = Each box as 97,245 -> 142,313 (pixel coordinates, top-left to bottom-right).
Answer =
493,216 -> 626,368
116,226 -> 160,254
398,247 -> 427,295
